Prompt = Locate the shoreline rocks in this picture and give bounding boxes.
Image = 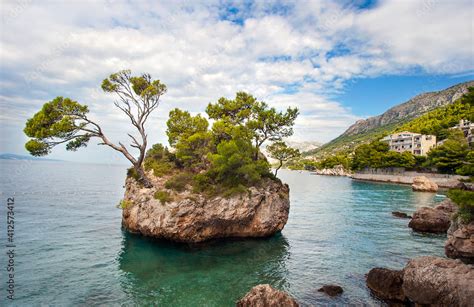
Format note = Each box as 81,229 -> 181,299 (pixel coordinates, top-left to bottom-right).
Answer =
122,175 -> 290,243
403,256 -> 474,306
367,256 -> 474,306
312,165 -> 351,177
408,199 -> 457,233
445,219 -> 474,264
237,284 -> 298,307
366,268 -> 406,302
412,176 -> 438,192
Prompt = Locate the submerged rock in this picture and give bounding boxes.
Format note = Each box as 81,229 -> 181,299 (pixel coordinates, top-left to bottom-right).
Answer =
237,284 -> 298,307
445,219 -> 474,264
392,211 -> 411,219
403,256 -> 474,306
122,176 -> 290,243
412,176 -> 438,192
408,200 -> 457,233
366,268 -> 406,302
317,284 -> 343,297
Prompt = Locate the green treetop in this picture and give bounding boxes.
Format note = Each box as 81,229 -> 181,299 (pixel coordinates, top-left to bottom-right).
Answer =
24,70 -> 167,188
267,141 -> 300,176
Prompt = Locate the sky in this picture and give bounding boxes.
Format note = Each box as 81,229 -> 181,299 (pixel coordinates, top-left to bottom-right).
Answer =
0,0 -> 473,164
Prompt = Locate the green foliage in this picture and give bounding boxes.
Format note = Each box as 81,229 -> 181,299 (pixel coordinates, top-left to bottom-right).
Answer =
153,190 -> 173,204
165,172 -> 193,192
457,151 -> 474,176
448,189 -> 474,223
267,141 -> 300,175
175,131 -> 212,168
127,167 -> 140,181
426,130 -> 470,174
143,144 -> 176,177
316,153 -> 352,170
193,139 -> 271,194
166,108 -> 208,147
119,199 -> 133,209
351,141 -> 416,170
23,97 -> 90,156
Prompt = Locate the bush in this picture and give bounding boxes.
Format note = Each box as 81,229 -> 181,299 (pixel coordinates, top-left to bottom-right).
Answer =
165,172 -> 193,192
126,167 -> 140,181
448,189 -> 474,223
119,199 -> 133,209
153,190 -> 172,204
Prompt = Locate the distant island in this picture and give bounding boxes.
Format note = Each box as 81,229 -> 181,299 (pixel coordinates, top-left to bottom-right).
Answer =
0,153 -> 63,162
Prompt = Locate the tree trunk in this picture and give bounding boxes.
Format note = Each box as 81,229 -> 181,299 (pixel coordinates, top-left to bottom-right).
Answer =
274,161 -> 283,176
135,165 -> 153,188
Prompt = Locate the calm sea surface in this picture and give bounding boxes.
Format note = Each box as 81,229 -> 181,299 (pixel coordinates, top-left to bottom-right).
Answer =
0,160 -> 447,306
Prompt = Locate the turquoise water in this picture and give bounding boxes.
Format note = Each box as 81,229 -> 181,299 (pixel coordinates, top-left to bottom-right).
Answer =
0,160 -> 447,306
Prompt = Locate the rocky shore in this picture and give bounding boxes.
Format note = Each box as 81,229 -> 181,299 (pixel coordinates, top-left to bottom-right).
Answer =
367,256 -> 474,306
408,199 -> 457,233
121,173 -> 290,243
312,165 -> 351,176
352,170 -> 466,188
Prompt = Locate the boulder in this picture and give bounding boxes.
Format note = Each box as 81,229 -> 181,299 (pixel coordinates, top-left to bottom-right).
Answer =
392,211 -> 411,219
237,284 -> 298,307
445,219 -> 474,264
366,268 -> 406,302
412,176 -> 438,192
434,198 -> 458,215
122,175 -> 290,243
403,256 -> 474,306
317,284 -> 343,297
408,207 -> 451,233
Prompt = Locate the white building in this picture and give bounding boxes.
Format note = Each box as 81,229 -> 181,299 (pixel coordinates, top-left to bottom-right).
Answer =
381,132 -> 436,156
452,119 -> 474,145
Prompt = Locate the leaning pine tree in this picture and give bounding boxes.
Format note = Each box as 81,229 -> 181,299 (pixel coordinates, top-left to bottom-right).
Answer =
23,70 -> 166,188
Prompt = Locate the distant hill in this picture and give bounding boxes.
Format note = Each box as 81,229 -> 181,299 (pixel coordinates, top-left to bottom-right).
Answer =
306,80 -> 474,157
0,153 -> 62,162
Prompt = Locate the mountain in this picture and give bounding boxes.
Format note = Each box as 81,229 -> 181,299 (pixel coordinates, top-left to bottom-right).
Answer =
306,80 -> 474,157
284,140 -> 322,152
0,153 -> 62,161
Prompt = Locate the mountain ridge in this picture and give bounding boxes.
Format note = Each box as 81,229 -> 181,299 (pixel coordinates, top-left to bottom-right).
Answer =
307,80 -> 474,157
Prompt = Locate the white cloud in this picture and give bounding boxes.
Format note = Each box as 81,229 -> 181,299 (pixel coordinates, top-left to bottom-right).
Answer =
0,0 -> 472,162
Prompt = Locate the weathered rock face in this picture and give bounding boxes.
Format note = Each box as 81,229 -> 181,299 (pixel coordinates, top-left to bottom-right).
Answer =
412,176 -> 438,192
403,256 -> 474,306
317,285 -> 343,297
237,284 -> 298,307
408,199 -> 457,233
366,268 -> 406,302
313,165 -> 351,177
122,176 -> 290,243
445,218 -> 474,264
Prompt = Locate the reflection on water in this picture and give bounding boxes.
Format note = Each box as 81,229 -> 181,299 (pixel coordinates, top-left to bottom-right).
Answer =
118,232 -> 290,306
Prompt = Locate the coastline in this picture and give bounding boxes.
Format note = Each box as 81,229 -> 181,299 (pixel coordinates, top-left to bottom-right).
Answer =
351,171 -> 467,188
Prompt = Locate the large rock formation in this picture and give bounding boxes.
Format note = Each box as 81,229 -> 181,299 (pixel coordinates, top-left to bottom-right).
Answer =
366,268 -> 406,302
317,284 -> 343,297
408,199 -> 457,233
367,257 -> 474,306
237,284 -> 298,307
412,176 -> 438,192
403,256 -> 474,306
445,218 -> 474,264
121,175 -> 290,243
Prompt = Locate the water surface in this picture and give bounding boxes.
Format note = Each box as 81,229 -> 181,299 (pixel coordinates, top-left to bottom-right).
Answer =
0,160 -> 447,306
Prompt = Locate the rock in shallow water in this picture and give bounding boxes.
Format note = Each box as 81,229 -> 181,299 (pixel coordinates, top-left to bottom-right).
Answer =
411,176 -> 438,192
392,211 -> 411,219
366,268 -> 406,302
408,199 -> 457,233
403,256 -> 474,306
317,284 -> 343,297
445,219 -> 474,264
237,284 -> 298,307
122,176 -> 290,243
